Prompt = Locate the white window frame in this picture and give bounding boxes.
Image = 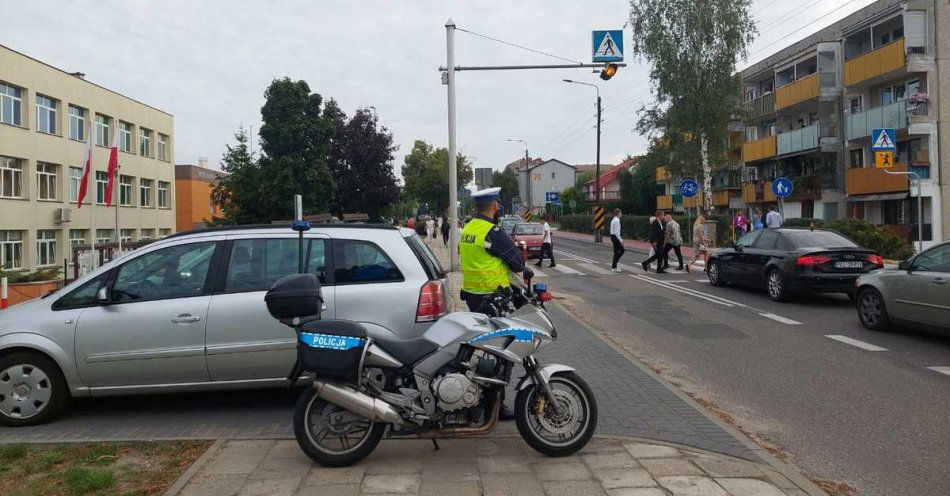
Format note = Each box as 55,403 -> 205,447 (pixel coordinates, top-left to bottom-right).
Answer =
95,229 -> 112,245
119,228 -> 134,246
36,95 -> 57,134
36,162 -> 57,201
68,105 -> 86,141
139,229 -> 154,241
35,230 -> 57,267
95,114 -> 110,147
95,170 -> 108,204
0,156 -> 23,199
119,121 -> 133,153
158,228 -> 171,238
157,134 -> 169,161
1,83 -> 23,126
68,166 -> 82,202
139,128 -> 152,157
69,229 -> 87,246
0,231 -> 24,270
139,178 -> 152,207
158,181 -> 169,208
119,175 -> 133,206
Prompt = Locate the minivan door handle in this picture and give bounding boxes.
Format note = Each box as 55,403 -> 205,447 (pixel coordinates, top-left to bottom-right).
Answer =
171,314 -> 201,324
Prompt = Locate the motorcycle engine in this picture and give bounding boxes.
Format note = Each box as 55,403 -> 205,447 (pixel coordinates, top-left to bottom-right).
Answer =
431,373 -> 481,412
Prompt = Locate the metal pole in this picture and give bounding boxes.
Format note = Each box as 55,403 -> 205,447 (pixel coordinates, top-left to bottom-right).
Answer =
882,169 -> 923,253
594,94 -> 602,243
446,19 -> 459,270
442,63 -> 627,71
525,147 -> 530,217
114,165 -> 120,254
294,194 -> 304,273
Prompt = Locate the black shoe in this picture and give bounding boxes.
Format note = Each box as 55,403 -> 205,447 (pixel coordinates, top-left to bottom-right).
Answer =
534,262 -> 542,267
656,269 -> 667,274
641,261 -> 649,271
548,263 -> 556,268
499,404 -> 516,421
676,266 -> 685,271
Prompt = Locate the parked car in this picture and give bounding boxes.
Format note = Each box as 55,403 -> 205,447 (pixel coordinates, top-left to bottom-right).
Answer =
0,224 -> 450,426
511,222 -> 545,258
500,216 -> 525,235
707,228 -> 884,302
854,241 -> 950,332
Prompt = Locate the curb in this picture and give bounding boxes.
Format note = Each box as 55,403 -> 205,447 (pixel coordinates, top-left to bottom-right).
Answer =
554,301 -> 829,496
162,439 -> 224,496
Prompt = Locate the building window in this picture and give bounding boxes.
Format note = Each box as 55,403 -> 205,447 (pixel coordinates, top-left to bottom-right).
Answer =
36,95 -> 57,134
139,229 -> 154,240
36,230 -> 57,267
0,83 -> 22,126
158,228 -> 171,238
139,178 -> 152,207
68,166 -> 82,202
95,170 -> 108,204
95,229 -> 113,245
158,181 -> 169,208
119,121 -> 133,153
1,156 -> 23,198
117,175 -> 133,206
95,114 -> 111,147
119,229 -> 134,247
36,162 -> 57,200
157,134 -> 169,161
0,231 -> 24,270
68,105 -> 86,141
849,148 -> 864,168
69,229 -> 87,246
139,128 -> 152,157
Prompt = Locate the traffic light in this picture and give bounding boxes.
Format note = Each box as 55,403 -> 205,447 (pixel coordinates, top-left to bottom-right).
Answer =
599,63 -> 618,81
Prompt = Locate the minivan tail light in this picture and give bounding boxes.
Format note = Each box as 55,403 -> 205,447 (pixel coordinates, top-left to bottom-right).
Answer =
416,280 -> 447,322
867,254 -> 884,267
796,255 -> 831,266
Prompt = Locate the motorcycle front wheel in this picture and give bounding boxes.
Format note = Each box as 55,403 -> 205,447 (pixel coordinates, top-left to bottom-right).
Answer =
515,371 -> 597,457
294,387 -> 385,467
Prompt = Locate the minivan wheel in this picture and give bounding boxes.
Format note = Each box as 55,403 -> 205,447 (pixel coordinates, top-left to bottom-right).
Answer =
857,288 -> 890,331
0,352 -> 68,426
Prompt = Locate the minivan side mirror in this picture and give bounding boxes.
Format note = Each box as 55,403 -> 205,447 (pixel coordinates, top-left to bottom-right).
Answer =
96,286 -> 111,305
898,259 -> 912,272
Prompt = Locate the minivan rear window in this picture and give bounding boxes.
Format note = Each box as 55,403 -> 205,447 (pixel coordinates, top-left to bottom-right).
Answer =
405,234 -> 445,280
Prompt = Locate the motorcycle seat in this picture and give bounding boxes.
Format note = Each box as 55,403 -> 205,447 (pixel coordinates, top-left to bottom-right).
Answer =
373,336 -> 440,366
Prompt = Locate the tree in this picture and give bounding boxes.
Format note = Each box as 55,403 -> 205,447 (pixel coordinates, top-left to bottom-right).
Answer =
491,168 -> 519,213
629,0 -> 756,212
625,151 -> 662,215
328,104 -> 400,220
211,126 -> 258,224
401,140 -> 473,215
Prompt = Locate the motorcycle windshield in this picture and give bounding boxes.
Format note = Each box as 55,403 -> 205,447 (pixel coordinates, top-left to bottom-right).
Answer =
502,305 -> 555,336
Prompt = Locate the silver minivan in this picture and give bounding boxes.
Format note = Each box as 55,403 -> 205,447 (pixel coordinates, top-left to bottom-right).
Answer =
0,225 -> 450,425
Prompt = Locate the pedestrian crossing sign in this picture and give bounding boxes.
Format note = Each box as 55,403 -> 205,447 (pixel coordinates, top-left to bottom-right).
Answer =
871,128 -> 896,151
592,30 -> 623,62
875,151 -> 894,169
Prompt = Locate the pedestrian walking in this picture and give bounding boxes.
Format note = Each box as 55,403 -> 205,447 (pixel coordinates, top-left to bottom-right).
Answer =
687,215 -> 709,272
734,211 -> 747,239
608,209 -> 624,271
662,212 -> 686,272
766,205 -> 783,228
535,218 -> 556,268
441,216 -> 450,246
425,216 -> 435,241
407,216 -> 416,230
752,208 -> 764,230
641,210 -> 668,274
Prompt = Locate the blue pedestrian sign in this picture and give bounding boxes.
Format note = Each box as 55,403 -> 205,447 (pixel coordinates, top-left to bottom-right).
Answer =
871,128 -> 896,151
679,179 -> 699,198
592,30 -> 623,63
545,192 -> 560,204
772,177 -> 793,198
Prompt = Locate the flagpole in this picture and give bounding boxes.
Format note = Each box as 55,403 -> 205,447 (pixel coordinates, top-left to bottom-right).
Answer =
114,165 -> 120,254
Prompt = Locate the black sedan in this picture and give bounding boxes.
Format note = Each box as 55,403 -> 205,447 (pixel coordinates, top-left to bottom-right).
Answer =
707,228 -> 884,302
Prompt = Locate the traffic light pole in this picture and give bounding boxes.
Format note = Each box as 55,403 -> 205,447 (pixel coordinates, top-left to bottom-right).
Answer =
595,93 -> 602,243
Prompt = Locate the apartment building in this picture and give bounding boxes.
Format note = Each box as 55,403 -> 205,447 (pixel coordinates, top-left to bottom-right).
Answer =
0,44 -> 175,273
175,160 -> 225,231
658,0 -> 947,250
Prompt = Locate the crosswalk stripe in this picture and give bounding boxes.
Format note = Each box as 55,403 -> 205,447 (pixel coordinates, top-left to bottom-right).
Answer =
553,250 -> 599,264
579,263 -> 614,275
530,267 -> 548,277
552,264 -> 585,275
631,275 -> 735,307
926,366 -> 950,377
825,335 -> 888,351
759,313 -> 802,325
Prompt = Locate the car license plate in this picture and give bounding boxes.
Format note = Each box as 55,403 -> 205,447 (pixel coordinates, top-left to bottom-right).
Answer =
834,261 -> 863,269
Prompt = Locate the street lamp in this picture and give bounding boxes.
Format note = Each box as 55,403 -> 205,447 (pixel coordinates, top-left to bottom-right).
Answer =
563,79 -> 603,242
507,138 -> 529,216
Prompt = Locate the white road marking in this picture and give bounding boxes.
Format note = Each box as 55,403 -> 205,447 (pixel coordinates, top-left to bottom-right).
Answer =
926,366 -> 950,377
632,275 -> 735,307
759,313 -> 802,325
695,279 -> 710,283
617,263 -> 643,273
825,335 -> 888,351
634,275 -> 750,308
554,250 -> 599,264
553,264 -> 585,275
579,263 -> 614,275
658,279 -> 690,283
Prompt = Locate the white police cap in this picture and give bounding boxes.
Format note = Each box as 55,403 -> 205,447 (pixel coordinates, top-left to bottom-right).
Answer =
472,187 -> 501,202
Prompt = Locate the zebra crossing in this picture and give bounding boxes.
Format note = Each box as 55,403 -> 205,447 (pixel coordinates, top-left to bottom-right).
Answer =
528,250 -> 699,279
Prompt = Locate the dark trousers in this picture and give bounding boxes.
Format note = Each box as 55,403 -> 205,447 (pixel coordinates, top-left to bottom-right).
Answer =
642,241 -> 667,270
442,231 -> 449,246
610,235 -> 625,268
664,243 -> 684,268
461,291 -> 489,312
537,242 -> 555,265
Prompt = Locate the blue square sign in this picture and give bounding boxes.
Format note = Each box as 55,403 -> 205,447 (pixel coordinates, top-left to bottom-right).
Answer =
871,128 -> 896,151
592,30 -> 623,63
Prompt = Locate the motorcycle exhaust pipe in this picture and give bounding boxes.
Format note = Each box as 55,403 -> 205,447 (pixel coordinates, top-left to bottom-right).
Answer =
313,379 -> 404,425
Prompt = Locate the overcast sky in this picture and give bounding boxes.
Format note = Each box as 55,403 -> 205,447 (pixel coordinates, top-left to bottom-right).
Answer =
7,0 -> 874,181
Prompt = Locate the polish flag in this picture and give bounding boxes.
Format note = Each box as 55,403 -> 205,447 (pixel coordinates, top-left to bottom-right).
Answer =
104,128 -> 119,207
76,133 -> 94,208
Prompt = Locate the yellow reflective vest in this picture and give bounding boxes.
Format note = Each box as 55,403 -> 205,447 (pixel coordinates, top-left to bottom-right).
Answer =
459,218 -> 510,294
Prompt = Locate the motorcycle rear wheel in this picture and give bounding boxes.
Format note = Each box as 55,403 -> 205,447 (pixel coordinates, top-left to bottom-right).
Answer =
294,387 -> 385,467
515,371 -> 597,457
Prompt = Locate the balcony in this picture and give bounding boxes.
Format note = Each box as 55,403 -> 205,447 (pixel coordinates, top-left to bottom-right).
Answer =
775,74 -> 818,110
844,38 -> 905,87
743,92 -> 775,120
777,124 -> 819,155
742,135 -> 777,162
846,162 -> 910,195
787,174 -> 822,201
713,190 -> 731,207
656,166 -> 670,181
683,193 -> 704,209
742,180 -> 777,204
846,100 -> 907,141
657,195 -> 673,210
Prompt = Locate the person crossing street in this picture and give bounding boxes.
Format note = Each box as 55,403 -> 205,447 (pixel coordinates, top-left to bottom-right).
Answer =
641,210 -> 668,273
662,212 -> 687,272
535,218 -> 556,268
609,208 -> 625,272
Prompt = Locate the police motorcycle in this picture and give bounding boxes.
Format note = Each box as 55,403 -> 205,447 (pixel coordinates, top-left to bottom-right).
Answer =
264,271 -> 598,467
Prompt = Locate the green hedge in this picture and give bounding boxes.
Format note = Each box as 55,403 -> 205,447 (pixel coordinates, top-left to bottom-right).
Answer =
560,214 -> 732,245
0,268 -> 61,283
780,218 -> 913,260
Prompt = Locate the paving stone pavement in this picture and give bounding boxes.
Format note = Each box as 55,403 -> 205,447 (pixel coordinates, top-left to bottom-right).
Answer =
172,435 -> 809,496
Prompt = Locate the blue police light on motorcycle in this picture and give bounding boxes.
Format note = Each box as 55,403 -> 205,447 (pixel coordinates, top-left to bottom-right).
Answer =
533,283 -> 547,293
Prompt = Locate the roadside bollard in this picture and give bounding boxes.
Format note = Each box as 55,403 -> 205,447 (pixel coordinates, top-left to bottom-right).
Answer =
1,277 -> 7,309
